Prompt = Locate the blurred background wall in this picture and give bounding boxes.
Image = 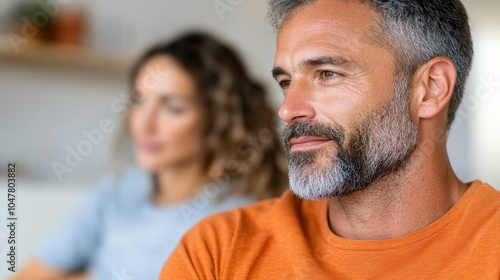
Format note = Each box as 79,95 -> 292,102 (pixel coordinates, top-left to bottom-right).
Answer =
0,0 -> 498,277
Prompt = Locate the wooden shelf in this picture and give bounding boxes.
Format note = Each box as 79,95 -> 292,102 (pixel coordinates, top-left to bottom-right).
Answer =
0,36 -> 134,73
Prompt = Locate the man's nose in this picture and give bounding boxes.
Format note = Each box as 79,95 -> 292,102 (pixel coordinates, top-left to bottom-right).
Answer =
278,79 -> 316,124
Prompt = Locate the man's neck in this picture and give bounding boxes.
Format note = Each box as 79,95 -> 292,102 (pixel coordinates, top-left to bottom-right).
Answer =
327,146 -> 468,240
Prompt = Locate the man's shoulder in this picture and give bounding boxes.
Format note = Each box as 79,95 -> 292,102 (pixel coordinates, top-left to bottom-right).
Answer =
161,191 -> 312,279
471,181 -> 500,208
477,181 -> 500,194
192,190 -> 300,232
471,181 -> 500,218
178,190 -> 311,248
457,181 -> 500,237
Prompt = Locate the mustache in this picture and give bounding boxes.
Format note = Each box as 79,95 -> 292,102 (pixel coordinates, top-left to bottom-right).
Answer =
280,121 -> 345,151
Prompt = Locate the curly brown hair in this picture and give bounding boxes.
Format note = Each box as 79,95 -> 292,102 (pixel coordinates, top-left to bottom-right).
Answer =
125,32 -> 288,200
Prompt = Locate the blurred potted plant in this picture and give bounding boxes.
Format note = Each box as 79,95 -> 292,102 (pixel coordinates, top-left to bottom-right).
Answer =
7,0 -> 87,47
7,0 -> 53,44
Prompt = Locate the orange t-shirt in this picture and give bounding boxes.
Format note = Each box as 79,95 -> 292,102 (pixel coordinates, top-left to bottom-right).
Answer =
160,181 -> 500,279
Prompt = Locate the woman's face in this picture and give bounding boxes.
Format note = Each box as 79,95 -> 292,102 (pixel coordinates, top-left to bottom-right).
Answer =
129,55 -> 205,171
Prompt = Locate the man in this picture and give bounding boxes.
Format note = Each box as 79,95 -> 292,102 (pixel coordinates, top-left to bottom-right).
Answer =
160,0 -> 500,279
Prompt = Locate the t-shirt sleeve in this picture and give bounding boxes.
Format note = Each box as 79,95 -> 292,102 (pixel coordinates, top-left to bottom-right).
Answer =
159,212 -> 237,280
36,177 -> 113,271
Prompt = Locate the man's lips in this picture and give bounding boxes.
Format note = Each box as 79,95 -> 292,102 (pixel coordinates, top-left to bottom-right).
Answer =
289,136 -> 332,151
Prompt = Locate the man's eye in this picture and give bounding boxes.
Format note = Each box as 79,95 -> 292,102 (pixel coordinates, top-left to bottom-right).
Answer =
320,71 -> 339,80
279,80 -> 291,89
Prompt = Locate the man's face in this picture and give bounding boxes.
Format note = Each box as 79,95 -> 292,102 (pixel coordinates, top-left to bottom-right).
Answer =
273,0 -> 418,199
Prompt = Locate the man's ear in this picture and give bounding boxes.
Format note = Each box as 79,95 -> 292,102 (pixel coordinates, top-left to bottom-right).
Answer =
411,57 -> 457,121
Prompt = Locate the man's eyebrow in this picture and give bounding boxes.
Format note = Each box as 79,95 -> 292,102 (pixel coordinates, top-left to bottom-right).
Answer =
272,55 -> 355,80
302,55 -> 353,68
271,67 -> 286,80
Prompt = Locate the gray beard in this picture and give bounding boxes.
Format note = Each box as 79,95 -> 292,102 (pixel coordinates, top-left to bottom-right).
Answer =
282,79 -> 418,200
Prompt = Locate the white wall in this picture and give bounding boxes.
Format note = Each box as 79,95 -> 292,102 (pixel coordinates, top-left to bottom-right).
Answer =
461,0 -> 500,187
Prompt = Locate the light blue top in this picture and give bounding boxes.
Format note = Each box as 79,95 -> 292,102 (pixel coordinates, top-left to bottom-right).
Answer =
37,166 -> 256,280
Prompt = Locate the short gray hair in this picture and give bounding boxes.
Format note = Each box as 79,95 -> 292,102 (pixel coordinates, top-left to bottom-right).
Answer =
268,0 -> 474,129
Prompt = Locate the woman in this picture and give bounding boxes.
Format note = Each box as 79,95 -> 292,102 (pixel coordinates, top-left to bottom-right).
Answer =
13,32 -> 288,280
